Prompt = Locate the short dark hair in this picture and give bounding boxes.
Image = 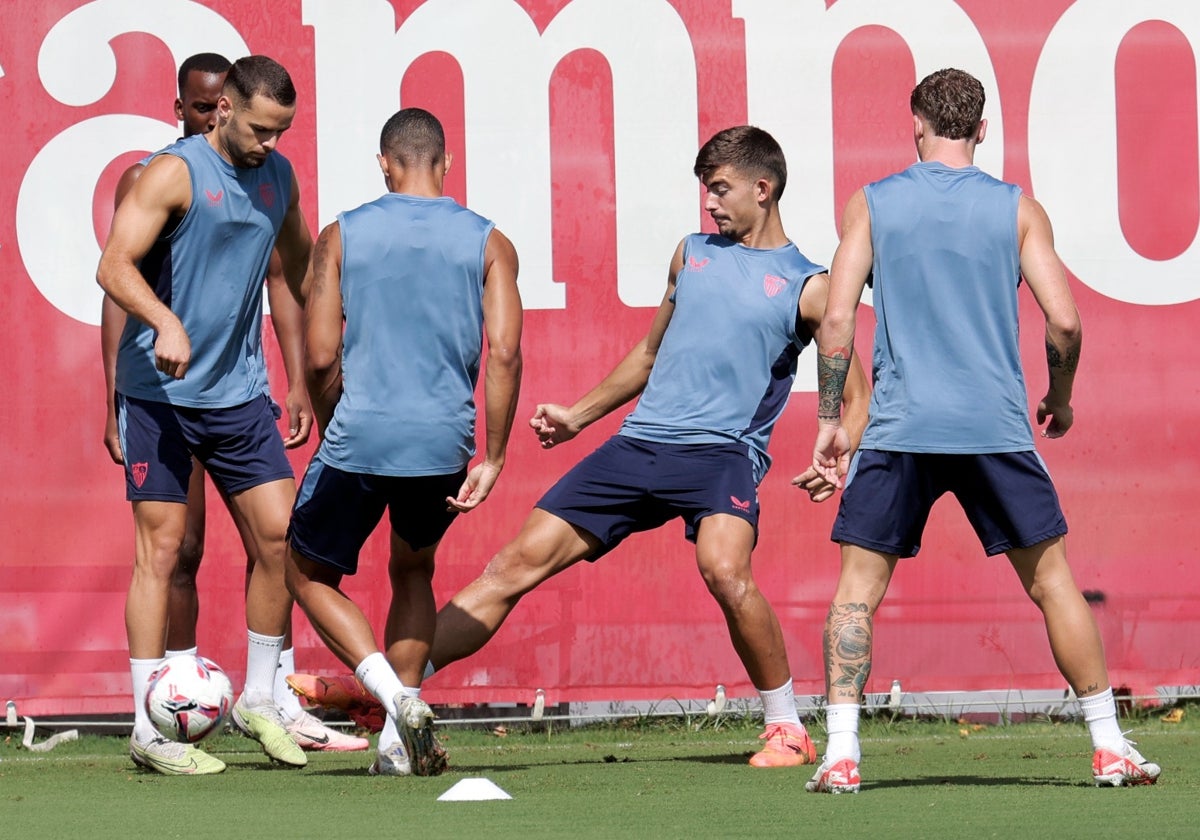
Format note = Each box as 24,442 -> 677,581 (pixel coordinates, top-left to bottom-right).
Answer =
693,125 -> 788,200
910,68 -> 985,140
380,108 -> 446,167
177,52 -> 231,96
224,55 -> 296,108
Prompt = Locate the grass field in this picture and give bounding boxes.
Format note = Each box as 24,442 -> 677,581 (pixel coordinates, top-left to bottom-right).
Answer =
2,709 -> 1193,839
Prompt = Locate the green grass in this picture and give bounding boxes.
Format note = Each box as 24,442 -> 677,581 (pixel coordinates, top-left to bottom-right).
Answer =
2,710 -> 1194,839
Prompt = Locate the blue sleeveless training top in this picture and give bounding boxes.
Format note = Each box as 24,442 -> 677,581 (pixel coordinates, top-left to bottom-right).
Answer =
317,193 -> 495,476
860,161 -> 1033,453
115,134 -> 290,407
619,233 -> 825,482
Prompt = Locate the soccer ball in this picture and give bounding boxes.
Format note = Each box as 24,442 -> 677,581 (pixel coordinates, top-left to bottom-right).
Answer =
145,654 -> 234,743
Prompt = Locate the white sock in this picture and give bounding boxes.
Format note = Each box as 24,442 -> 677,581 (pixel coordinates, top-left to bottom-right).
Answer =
355,652 -> 406,720
243,630 -> 284,706
824,703 -> 861,764
165,646 -> 198,660
759,679 -> 802,727
1078,687 -> 1125,752
131,657 -> 163,742
275,647 -> 303,720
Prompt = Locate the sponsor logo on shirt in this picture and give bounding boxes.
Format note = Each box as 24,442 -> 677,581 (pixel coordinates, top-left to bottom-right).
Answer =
204,189 -> 224,206
259,183 -> 276,208
686,256 -> 710,272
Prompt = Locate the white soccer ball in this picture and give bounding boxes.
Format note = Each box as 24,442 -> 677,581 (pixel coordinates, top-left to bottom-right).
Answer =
145,654 -> 234,743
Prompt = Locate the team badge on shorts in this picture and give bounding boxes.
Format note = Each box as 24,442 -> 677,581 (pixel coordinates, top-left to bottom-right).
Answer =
132,462 -> 149,488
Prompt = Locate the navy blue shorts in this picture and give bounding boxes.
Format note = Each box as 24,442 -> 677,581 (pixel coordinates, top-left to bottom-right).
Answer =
117,393 -> 293,502
536,435 -> 760,560
287,458 -> 466,575
831,450 -> 1068,558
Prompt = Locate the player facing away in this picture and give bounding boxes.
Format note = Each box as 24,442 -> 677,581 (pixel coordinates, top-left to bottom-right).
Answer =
807,68 -> 1161,793
421,125 -> 869,769
98,55 -> 320,775
98,53 -> 365,758
285,107 -> 524,777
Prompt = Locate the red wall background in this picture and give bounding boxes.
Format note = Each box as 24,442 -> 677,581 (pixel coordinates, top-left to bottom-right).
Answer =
1,0 -> 1196,716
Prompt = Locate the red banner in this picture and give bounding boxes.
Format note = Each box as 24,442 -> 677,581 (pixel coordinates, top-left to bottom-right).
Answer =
1,0 -> 1197,716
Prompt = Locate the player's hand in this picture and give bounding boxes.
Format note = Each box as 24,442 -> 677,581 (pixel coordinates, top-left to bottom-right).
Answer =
283,387 -> 313,448
103,405 -> 124,465
154,319 -> 191,379
812,422 -> 852,486
530,403 -> 582,448
446,460 -> 503,512
1036,396 -> 1074,439
792,465 -> 837,502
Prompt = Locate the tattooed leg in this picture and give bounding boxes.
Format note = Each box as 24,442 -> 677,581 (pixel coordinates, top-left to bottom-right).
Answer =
825,603 -> 873,703
823,546 -> 897,704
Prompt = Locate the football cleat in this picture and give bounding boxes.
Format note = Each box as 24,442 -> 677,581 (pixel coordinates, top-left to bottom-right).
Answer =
286,673 -> 386,733
805,757 -> 862,794
285,709 -> 370,752
748,722 -> 817,767
396,695 -> 448,777
368,741 -> 413,777
232,697 -> 307,767
1093,742 -> 1161,787
129,733 -> 225,775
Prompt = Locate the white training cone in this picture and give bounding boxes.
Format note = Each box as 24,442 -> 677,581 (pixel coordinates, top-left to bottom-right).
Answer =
438,778 -> 513,801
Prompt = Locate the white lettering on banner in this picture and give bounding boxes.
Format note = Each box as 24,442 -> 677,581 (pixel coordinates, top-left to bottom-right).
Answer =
1030,0 -> 1200,305
17,0 -> 247,326
17,117 -> 177,325
304,0 -> 698,310
736,0 -> 1002,390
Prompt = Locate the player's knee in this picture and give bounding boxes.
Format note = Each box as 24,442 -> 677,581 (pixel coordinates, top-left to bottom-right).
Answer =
697,556 -> 754,602
481,542 -> 550,597
175,538 -> 204,580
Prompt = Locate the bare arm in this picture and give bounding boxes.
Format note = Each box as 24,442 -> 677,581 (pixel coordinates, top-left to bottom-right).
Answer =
276,169 -> 314,307
530,239 -> 683,448
1018,194 -> 1081,438
100,163 -> 146,463
97,154 -> 192,379
265,248 -> 312,447
303,222 -> 344,438
447,228 -> 524,512
813,189 -> 873,484
793,272 -> 872,501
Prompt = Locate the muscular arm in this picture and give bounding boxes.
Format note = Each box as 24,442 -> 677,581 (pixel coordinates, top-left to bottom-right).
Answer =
1018,194 -> 1082,438
265,248 -> 312,447
812,189 -> 873,483
97,154 -> 193,379
100,163 -> 146,463
446,229 -> 524,512
530,239 -> 682,448
276,170 -> 314,307
303,222 -> 344,438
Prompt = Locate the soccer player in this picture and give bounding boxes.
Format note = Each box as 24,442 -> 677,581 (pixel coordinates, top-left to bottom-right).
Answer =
285,108 -> 523,777
807,68 -> 1161,792
98,55 -> 319,775
422,125 -> 869,769
99,53 -> 365,758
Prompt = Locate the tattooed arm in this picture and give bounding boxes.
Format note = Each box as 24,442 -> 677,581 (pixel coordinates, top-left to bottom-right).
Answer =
813,189 -> 873,484
1018,194 -> 1082,439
